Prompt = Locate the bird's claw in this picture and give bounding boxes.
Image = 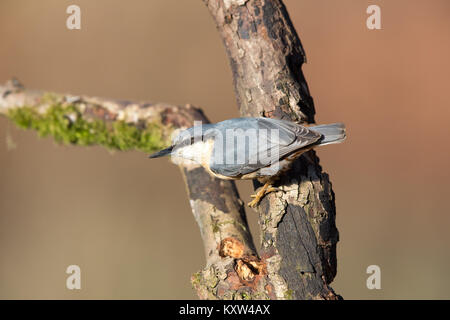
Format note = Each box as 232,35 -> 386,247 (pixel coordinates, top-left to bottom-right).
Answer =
247,185 -> 278,208
247,199 -> 260,208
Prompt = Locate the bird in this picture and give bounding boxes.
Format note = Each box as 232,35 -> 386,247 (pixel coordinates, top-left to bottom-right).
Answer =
149,117 -> 346,208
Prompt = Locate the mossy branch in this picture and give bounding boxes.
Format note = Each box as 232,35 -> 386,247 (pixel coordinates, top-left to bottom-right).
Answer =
0,79 -> 207,152
0,78 -> 260,300
7,104 -> 168,153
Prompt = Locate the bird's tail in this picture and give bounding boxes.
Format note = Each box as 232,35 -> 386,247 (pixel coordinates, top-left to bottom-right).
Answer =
310,123 -> 346,146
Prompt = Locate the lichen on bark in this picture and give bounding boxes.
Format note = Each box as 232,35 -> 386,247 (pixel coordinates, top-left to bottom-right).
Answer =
6,96 -> 170,153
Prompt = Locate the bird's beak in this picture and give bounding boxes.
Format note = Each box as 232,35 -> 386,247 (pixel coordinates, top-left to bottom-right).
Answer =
148,146 -> 174,159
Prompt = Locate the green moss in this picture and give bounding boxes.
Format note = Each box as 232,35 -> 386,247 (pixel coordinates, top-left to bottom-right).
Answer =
205,272 -> 219,289
7,103 -> 170,153
212,220 -> 235,233
240,291 -> 250,300
191,271 -> 202,288
284,289 -> 294,300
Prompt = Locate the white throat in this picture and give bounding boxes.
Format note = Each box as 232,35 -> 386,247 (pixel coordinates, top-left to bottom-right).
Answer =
170,140 -> 213,167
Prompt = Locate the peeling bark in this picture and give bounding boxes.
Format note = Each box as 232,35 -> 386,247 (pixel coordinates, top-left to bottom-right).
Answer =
204,0 -> 341,299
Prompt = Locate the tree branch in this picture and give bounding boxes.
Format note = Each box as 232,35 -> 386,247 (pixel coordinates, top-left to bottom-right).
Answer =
0,79 -> 262,299
204,0 -> 341,299
2,0 -> 342,300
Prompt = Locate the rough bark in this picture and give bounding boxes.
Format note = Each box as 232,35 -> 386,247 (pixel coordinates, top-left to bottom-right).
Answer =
204,0 -> 340,299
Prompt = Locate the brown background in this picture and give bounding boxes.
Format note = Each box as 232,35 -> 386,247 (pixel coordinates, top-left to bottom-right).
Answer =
0,0 -> 449,299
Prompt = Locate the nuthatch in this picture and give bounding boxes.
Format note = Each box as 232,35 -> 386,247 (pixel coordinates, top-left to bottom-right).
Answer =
149,117 -> 346,207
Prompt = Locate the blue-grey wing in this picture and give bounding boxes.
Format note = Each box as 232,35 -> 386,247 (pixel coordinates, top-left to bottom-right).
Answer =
209,118 -> 321,177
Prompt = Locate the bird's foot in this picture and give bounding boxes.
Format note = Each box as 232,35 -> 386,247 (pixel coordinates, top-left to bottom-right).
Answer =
247,184 -> 278,208
249,187 -> 278,198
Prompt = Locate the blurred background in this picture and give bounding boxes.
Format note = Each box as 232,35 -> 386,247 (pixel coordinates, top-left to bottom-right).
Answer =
0,0 -> 449,299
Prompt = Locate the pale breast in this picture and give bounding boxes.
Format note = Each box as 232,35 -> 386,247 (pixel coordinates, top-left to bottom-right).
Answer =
170,139 -> 215,168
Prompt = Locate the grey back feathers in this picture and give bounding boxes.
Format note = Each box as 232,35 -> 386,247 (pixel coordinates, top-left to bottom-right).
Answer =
177,117 -> 322,177
210,118 -> 322,177
150,117 -> 346,178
